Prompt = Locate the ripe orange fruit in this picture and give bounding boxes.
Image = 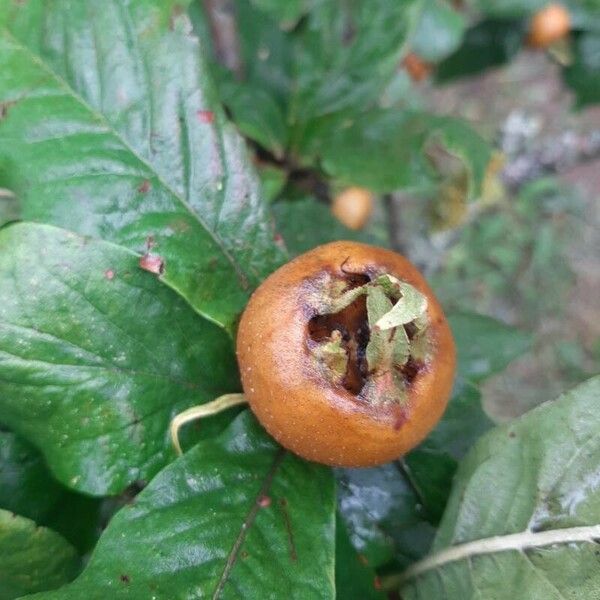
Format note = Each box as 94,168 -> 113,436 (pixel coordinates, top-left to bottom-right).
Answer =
236,241 -> 456,467
331,187 -> 374,230
402,52 -> 433,82
527,4 -> 571,48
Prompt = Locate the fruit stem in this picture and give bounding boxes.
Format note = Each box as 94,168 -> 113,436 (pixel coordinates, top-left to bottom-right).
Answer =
170,393 -> 248,455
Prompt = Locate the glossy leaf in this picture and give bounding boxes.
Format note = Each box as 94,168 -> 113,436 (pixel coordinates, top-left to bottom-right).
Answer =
0,222 -> 238,495
448,312 -> 531,383
0,509 -> 79,600
0,429 -> 106,554
0,0 -> 285,331
335,515 -> 385,600
30,412 -> 336,600
436,18 -> 524,82
336,464 -> 421,570
410,0 -> 467,63
400,376 -> 600,599
0,430 -> 63,523
303,110 -> 491,197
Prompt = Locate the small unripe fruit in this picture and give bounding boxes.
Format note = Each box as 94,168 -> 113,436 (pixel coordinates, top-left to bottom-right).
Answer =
402,52 -> 433,82
527,4 -> 571,49
331,187 -> 374,230
236,241 -> 456,467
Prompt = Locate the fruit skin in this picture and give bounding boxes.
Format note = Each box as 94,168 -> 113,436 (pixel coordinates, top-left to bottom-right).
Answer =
402,52 -> 432,82
331,187 -> 374,230
527,4 -> 571,48
236,241 -> 456,467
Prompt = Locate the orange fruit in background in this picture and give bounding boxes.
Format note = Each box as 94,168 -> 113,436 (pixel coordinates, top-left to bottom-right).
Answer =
402,52 -> 433,82
331,187 -> 374,230
527,3 -> 571,48
236,241 -> 456,467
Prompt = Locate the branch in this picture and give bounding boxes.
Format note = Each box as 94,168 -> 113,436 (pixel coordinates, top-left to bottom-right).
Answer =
202,0 -> 243,79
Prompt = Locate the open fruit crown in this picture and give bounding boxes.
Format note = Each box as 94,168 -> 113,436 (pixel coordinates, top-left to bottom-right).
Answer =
306,271 -> 431,407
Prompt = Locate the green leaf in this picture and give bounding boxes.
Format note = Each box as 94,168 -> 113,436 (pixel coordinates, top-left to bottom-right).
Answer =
218,79 -> 289,158
374,283 -> 428,331
336,464 -> 422,569
404,383 -> 494,524
30,412 -> 336,599
436,18 -> 524,82
229,0 -> 421,132
411,0 -> 467,63
335,515 -> 385,600
564,32 -> 600,108
473,0 -> 547,18
288,0 -> 420,126
0,189 -> 19,227
272,196 -> 386,256
473,0 -> 600,22
0,222 -> 238,495
419,382 -> 493,463
303,110 -> 491,197
0,0 -> 285,331
0,430 -> 63,523
0,509 -> 79,600
365,286 -> 395,369
258,165 -> 287,204
448,312 -> 531,383
399,376 -> 600,599
250,0 -> 314,28
0,429 -> 106,554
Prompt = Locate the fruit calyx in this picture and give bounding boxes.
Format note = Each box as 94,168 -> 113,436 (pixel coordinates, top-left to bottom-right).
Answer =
307,271 -> 431,406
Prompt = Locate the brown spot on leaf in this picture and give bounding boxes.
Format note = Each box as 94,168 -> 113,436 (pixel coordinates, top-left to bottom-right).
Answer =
257,495 -> 271,508
169,4 -> 185,30
139,254 -> 164,275
0,100 -> 17,120
196,110 -> 214,124
119,574 -> 130,584
373,576 -> 382,590
138,179 -> 151,194
167,219 -> 191,233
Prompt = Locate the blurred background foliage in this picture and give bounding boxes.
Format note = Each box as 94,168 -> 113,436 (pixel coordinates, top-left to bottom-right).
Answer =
188,0 -> 600,421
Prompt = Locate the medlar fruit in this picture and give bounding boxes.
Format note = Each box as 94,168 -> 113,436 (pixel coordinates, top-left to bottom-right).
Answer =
527,3 -> 571,48
331,187 -> 374,230
236,241 -> 456,467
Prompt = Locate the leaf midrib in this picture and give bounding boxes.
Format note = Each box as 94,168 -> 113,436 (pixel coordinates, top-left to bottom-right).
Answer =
394,524 -> 600,590
1,27 -> 249,292
212,448 -> 287,599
